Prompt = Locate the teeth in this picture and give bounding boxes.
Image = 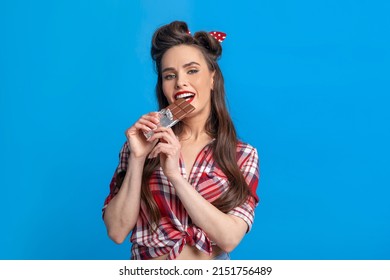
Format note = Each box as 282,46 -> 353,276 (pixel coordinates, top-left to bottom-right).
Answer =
176,93 -> 194,99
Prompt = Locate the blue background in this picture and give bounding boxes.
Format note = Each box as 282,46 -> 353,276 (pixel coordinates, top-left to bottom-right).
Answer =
1,0 -> 389,260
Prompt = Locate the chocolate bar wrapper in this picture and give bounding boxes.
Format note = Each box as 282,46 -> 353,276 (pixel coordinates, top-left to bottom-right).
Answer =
143,99 -> 195,139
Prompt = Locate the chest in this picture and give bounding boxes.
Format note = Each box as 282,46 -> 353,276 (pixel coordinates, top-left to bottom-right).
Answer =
180,143 -> 208,177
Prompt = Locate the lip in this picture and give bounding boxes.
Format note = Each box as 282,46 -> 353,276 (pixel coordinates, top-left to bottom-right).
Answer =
174,91 -> 196,103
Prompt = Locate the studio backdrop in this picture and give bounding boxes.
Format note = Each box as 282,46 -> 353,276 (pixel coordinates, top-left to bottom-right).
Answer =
1,0 -> 389,259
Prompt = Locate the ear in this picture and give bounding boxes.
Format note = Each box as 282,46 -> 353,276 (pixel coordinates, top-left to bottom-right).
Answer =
210,70 -> 216,90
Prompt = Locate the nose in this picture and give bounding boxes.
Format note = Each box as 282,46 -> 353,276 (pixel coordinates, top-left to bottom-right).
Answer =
175,75 -> 187,89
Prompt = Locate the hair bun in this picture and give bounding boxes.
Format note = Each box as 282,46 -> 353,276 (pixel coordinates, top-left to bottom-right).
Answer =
151,21 -> 192,63
194,31 -> 222,60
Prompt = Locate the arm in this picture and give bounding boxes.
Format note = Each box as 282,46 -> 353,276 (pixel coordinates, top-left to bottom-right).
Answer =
169,175 -> 249,252
148,127 -> 259,252
103,154 -> 145,244
103,113 -> 160,244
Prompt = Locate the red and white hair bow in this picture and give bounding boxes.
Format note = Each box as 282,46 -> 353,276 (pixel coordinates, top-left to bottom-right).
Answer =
209,31 -> 227,43
187,30 -> 227,43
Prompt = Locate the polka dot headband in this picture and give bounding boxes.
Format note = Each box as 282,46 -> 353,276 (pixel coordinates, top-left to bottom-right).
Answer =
208,31 -> 227,43
187,30 -> 227,43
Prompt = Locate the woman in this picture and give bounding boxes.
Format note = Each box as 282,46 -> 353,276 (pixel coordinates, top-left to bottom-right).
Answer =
102,21 -> 259,260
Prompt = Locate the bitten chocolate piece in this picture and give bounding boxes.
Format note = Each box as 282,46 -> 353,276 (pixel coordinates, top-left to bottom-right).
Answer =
166,99 -> 195,121
143,99 -> 195,139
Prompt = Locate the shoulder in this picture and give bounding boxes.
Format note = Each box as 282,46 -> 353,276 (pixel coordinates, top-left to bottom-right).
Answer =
236,141 -> 259,166
236,141 -> 257,156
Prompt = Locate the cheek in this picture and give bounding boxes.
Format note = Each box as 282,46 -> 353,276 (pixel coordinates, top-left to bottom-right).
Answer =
161,82 -> 170,96
200,75 -> 214,91
162,82 -> 175,103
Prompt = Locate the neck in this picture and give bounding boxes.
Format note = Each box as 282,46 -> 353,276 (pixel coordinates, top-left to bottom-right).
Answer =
180,110 -> 210,142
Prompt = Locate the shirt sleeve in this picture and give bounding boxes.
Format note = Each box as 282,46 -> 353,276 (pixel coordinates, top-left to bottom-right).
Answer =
228,147 -> 260,232
102,141 -> 130,218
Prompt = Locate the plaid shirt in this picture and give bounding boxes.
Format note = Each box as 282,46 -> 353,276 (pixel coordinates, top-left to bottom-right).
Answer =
102,140 -> 260,260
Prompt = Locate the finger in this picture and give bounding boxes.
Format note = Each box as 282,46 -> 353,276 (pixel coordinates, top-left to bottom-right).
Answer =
148,145 -> 160,159
141,113 -> 160,124
148,129 -> 176,144
149,142 -> 179,158
148,142 -> 162,158
138,114 -> 160,127
133,122 -> 153,132
151,127 -> 177,140
134,113 -> 160,131
125,113 -> 160,136
136,119 -> 158,131
126,123 -> 153,137
165,127 -> 179,141
165,128 -> 180,145
146,111 -> 160,118
151,142 -> 180,156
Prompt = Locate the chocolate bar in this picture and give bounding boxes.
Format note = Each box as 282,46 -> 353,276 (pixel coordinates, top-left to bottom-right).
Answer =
166,98 -> 195,121
144,99 -> 195,139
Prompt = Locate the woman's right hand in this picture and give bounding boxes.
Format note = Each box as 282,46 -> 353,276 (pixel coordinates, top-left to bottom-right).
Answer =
125,112 -> 160,159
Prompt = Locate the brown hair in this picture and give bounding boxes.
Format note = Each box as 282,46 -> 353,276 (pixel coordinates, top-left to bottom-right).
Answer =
142,21 -> 251,227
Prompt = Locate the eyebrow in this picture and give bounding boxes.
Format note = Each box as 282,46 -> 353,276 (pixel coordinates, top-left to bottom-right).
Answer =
161,61 -> 201,73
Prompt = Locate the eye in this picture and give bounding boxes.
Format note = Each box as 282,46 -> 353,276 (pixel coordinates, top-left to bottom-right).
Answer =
163,73 -> 176,80
188,69 -> 199,75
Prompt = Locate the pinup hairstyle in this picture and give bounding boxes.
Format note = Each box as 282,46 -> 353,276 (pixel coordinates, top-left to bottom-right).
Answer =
142,21 -> 252,227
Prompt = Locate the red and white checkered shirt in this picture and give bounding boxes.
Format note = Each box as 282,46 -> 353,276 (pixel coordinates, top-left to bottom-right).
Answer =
102,140 -> 260,260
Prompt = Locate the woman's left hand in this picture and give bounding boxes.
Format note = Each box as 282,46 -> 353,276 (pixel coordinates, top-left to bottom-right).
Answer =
147,127 -> 181,179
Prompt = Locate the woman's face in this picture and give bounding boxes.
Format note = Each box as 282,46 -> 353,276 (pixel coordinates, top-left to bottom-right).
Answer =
160,45 -> 215,118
